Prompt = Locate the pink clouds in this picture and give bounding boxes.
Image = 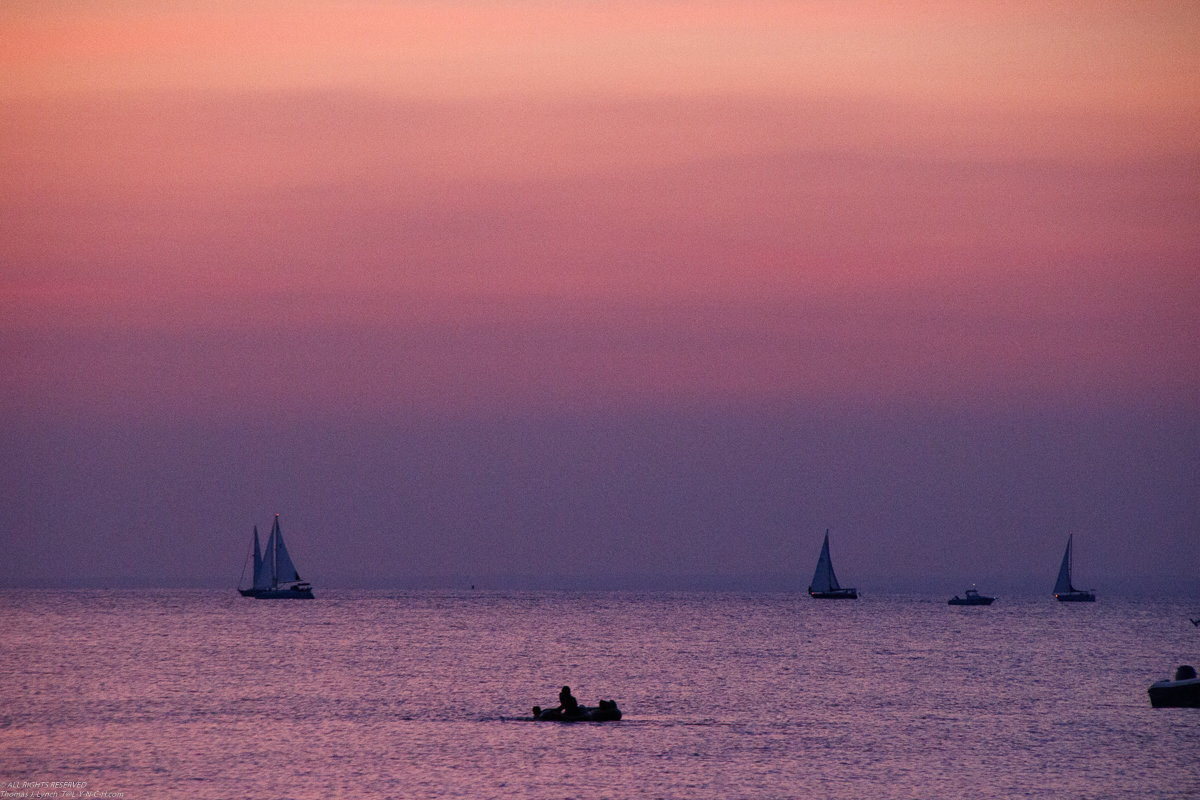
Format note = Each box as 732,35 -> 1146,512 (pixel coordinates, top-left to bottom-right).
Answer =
1,3 -> 1198,417
3,130 -> 1196,416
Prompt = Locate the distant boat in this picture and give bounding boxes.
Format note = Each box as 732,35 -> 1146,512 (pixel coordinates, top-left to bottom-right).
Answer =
1053,534 -> 1094,602
238,515 -> 314,599
949,588 -> 995,606
808,530 -> 857,599
1148,665 -> 1200,708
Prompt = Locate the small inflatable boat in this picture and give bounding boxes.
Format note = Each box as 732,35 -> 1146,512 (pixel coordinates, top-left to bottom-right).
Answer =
532,699 -> 622,722
1148,665 -> 1200,708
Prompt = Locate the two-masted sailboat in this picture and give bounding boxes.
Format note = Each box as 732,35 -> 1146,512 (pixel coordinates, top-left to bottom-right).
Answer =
1053,533 -> 1094,602
239,515 -> 314,599
809,530 -> 858,599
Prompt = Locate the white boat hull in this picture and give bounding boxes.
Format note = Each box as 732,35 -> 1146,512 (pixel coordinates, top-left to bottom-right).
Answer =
1149,677 -> 1200,708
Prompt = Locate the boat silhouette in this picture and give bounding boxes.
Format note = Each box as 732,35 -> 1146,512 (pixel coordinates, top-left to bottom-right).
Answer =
808,530 -> 857,599
1053,534 -> 1094,602
238,515 -> 314,599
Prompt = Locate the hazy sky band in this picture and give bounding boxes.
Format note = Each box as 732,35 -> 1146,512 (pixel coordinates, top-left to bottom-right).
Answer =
2,1 -> 1198,589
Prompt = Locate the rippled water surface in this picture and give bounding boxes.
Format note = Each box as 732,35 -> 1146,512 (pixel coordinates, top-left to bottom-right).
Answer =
2,590 -> 1198,798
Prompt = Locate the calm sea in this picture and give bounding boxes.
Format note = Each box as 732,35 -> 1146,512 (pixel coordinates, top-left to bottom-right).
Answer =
1,590 -> 1197,799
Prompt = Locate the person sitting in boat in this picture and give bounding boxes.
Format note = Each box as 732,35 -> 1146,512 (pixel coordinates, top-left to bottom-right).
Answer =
558,685 -> 579,714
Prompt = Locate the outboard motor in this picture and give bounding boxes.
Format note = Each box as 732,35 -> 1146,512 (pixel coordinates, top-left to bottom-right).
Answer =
1174,665 -> 1197,681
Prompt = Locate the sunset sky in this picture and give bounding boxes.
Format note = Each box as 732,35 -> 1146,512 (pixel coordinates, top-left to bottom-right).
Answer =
2,1 -> 1197,588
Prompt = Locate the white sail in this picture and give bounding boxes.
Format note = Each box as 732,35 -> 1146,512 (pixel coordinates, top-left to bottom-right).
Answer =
1054,534 -> 1075,594
251,525 -> 272,590
239,515 -> 313,598
811,530 -> 841,593
262,523 -> 277,586
270,515 -> 301,585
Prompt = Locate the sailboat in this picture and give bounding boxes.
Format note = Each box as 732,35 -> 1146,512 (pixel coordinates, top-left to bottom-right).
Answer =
238,515 -> 314,599
808,529 -> 858,599
1053,534 -> 1094,602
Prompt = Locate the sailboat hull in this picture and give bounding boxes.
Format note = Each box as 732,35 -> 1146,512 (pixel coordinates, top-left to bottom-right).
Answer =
1055,591 -> 1095,602
239,586 -> 314,599
809,588 -> 858,599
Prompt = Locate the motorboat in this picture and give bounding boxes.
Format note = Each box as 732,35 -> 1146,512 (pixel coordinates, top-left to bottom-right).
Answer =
1148,665 -> 1200,708
949,588 -> 995,606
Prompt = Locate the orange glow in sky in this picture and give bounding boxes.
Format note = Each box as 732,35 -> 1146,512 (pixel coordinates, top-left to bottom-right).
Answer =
4,2 -> 1198,108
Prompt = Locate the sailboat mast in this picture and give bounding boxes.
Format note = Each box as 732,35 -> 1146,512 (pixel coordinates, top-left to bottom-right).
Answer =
239,530 -> 254,590
273,516 -> 279,589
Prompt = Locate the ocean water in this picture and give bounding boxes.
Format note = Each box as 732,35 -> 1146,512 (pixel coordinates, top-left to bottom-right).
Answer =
1,590 -> 1197,799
